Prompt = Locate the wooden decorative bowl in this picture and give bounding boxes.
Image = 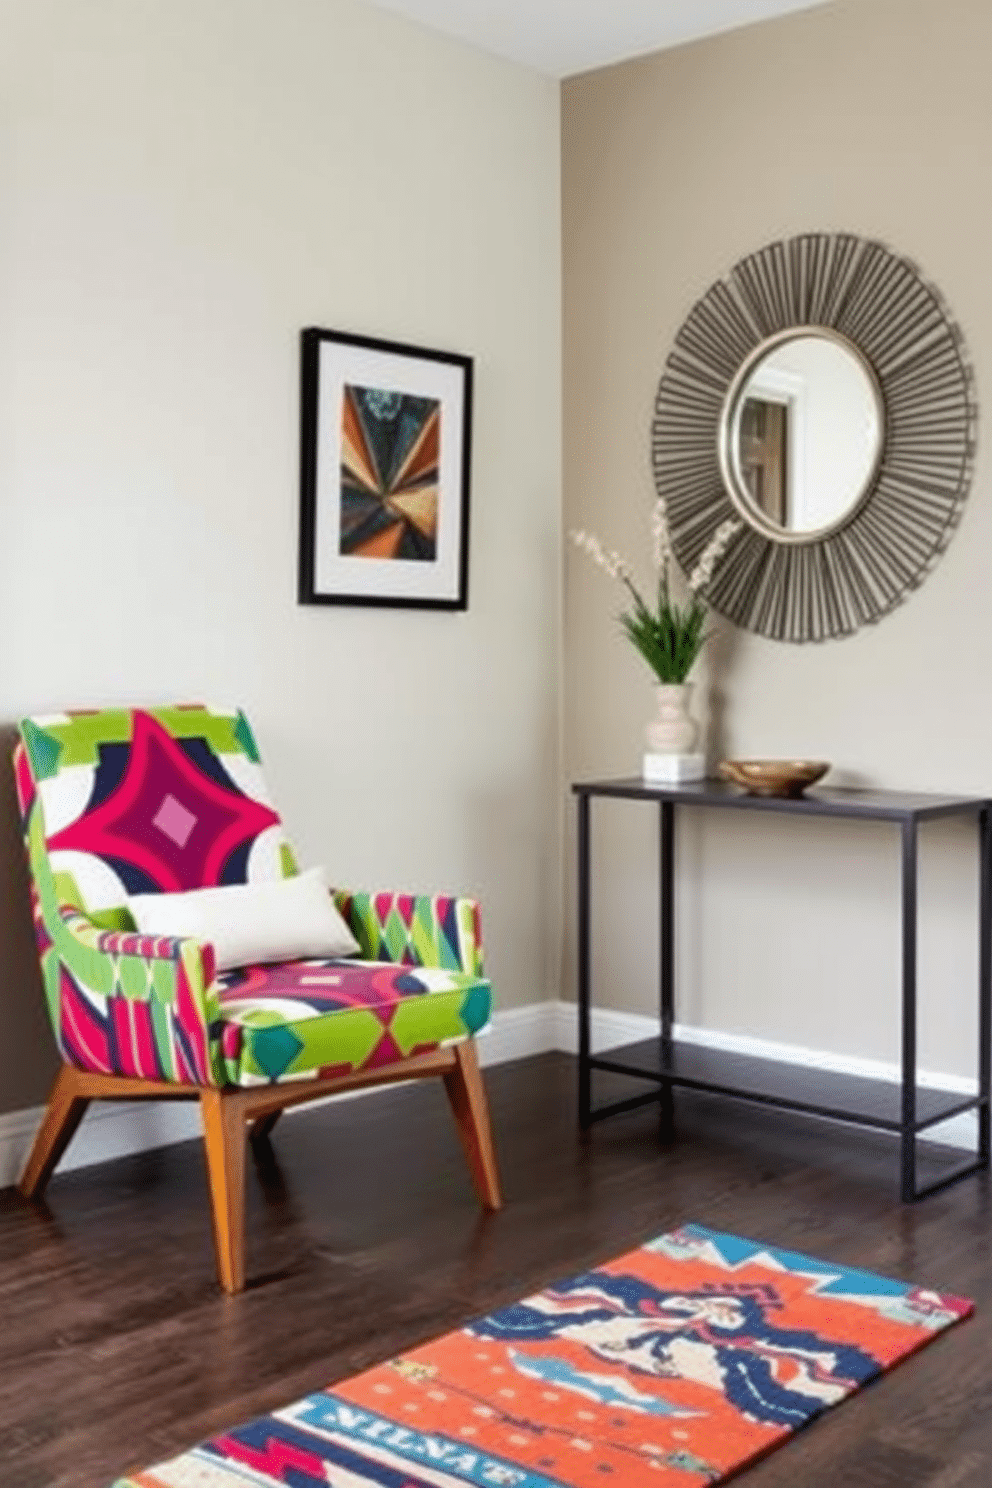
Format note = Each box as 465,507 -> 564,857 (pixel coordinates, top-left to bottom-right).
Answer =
717,759 -> 830,798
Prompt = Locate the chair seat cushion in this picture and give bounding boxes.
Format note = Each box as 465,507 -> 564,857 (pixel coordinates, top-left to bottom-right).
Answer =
216,958 -> 491,1085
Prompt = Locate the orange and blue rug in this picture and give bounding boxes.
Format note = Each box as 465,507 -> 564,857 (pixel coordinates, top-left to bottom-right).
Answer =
115,1224 -> 972,1487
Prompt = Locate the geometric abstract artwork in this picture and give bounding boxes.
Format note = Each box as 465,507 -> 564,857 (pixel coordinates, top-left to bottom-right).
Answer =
299,327 -> 472,608
340,384 -> 440,560
114,1223 -> 972,1487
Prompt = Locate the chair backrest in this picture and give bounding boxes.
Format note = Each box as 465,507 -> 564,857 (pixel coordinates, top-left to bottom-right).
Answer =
15,704 -> 297,919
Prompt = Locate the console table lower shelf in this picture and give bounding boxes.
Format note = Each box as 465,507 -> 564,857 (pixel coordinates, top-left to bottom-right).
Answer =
588,1036 -> 985,1196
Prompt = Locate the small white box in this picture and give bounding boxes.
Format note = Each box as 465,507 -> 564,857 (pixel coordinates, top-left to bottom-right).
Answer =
642,752 -> 707,784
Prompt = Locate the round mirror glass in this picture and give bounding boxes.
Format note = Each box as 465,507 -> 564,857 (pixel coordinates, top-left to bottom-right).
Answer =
721,331 -> 884,541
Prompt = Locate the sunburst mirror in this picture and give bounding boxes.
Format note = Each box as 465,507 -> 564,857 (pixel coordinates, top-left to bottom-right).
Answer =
651,233 -> 977,642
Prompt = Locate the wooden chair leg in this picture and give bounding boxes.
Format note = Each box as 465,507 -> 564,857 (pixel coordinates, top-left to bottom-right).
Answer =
19,1065 -> 91,1199
200,1089 -> 247,1294
249,1110 -> 281,1146
443,1040 -> 502,1211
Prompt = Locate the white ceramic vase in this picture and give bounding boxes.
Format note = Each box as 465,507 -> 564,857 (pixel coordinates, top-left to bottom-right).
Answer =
646,682 -> 699,755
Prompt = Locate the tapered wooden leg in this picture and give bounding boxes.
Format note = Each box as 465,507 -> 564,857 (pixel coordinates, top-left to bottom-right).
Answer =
249,1111 -> 281,1146
443,1041 -> 502,1211
200,1090 -> 247,1294
19,1065 -> 91,1199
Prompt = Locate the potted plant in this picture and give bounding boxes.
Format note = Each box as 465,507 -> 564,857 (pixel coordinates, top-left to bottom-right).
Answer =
570,502 -> 739,764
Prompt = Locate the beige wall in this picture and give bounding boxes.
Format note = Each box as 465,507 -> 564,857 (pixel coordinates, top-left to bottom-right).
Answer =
0,0 -> 561,1114
562,0 -> 992,1076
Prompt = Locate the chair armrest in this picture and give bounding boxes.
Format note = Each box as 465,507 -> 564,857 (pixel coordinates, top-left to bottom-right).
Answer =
47,907 -> 223,1084
63,910 -> 216,988
332,890 -> 484,977
20,785 -> 222,1083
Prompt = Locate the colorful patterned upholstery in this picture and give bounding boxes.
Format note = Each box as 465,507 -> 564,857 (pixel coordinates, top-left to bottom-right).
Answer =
14,706 -> 491,1088
217,958 -> 490,1084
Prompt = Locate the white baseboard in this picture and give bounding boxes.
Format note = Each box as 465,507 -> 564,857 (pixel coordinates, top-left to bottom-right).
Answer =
0,1096 -> 204,1189
476,1000 -> 560,1068
0,1000 -> 978,1186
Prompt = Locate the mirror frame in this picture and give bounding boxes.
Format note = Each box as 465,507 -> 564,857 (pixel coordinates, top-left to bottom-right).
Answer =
652,233 -> 977,642
718,326 -> 886,546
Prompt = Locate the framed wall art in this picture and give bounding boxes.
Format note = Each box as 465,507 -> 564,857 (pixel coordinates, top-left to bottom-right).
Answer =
298,327 -> 473,609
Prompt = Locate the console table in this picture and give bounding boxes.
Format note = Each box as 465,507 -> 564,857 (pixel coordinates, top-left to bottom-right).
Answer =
572,777 -> 992,1200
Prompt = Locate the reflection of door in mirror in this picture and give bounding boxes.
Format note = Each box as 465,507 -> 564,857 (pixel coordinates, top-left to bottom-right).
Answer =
730,335 -> 880,537
740,397 -> 787,525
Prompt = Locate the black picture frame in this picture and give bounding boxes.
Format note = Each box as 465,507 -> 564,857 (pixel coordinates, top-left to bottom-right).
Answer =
298,326 -> 473,609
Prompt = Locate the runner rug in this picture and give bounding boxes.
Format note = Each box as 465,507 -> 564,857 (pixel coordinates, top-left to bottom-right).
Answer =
115,1223 -> 972,1488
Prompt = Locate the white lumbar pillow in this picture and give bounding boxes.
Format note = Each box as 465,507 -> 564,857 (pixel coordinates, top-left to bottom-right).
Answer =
127,867 -> 360,971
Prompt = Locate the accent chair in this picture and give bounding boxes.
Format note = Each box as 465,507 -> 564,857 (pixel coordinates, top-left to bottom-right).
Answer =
14,704 -> 501,1292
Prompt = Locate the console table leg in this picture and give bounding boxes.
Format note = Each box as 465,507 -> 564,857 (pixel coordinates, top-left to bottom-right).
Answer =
901,819 -> 919,1202
979,808 -> 991,1167
578,791 -> 592,1131
659,800 -> 676,1141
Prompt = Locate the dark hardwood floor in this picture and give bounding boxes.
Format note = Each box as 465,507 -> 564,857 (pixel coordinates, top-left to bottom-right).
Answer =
2,1051 -> 992,1488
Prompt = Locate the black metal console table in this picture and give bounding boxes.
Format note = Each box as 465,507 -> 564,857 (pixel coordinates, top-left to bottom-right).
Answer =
573,777 -> 992,1200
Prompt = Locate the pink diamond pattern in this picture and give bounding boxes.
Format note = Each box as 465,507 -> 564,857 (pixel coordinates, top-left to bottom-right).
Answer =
47,710 -> 282,892
152,793 -> 197,849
